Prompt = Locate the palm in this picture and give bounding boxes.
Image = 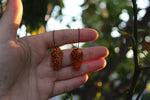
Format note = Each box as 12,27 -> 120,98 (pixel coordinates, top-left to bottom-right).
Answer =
0,0 -> 108,100
0,36 -> 62,99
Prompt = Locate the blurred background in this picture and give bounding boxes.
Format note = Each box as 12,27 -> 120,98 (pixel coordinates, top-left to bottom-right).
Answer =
1,0 -> 150,100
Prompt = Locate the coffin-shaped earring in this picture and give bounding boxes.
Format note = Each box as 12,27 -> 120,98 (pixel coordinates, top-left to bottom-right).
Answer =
51,30 -> 63,70
71,28 -> 83,70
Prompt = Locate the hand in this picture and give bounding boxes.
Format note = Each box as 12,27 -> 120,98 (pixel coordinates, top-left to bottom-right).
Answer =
0,0 -> 108,100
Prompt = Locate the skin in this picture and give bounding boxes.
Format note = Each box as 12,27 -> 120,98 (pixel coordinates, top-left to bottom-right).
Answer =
0,0 -> 109,100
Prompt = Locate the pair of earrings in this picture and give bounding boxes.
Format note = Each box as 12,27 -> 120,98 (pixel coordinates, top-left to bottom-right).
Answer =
50,29 -> 83,70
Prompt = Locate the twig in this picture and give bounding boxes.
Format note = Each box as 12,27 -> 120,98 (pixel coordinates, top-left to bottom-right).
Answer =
127,0 -> 141,99
136,76 -> 149,100
132,0 -> 138,68
140,66 -> 150,70
0,0 -> 2,18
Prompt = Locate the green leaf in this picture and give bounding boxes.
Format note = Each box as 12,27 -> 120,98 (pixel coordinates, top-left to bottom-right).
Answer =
118,30 -> 128,35
138,29 -> 145,32
72,17 -> 76,22
128,46 -> 133,50
58,0 -> 64,8
47,49 -> 52,52
138,49 -> 147,56
70,94 -> 73,100
131,34 -> 137,46
66,24 -> 71,28
138,49 -> 142,53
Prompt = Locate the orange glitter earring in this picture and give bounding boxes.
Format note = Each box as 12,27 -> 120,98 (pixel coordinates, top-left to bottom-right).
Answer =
51,30 -> 63,70
71,28 -> 83,70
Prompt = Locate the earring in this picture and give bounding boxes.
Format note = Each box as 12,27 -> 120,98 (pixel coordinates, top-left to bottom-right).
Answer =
51,30 -> 63,70
71,28 -> 83,70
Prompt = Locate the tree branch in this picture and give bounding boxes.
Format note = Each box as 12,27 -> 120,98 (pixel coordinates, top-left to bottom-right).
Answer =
0,0 -> 2,18
136,76 -> 149,100
127,0 -> 141,99
140,66 -> 150,70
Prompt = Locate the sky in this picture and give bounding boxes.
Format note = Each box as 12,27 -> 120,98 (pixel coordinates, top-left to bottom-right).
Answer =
47,0 -> 84,31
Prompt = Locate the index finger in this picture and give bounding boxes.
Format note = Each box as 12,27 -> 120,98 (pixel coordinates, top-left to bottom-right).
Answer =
29,28 -> 98,49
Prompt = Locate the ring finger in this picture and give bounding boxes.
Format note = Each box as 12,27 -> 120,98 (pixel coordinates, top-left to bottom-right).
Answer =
54,58 -> 106,81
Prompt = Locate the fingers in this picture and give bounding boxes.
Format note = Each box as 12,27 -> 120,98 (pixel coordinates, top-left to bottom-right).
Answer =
52,74 -> 88,97
55,58 -> 106,81
0,0 -> 23,40
49,47 -> 108,67
48,47 -> 107,97
27,28 -> 98,49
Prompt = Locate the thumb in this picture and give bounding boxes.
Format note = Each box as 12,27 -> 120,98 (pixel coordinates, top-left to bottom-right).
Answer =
0,0 -> 23,40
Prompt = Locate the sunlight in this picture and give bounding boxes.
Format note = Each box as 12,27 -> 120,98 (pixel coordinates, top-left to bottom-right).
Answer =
137,0 -> 149,9
126,50 -> 134,58
96,92 -> 101,98
8,40 -> 19,47
97,82 -> 103,87
145,36 -> 150,42
119,9 -> 129,22
146,82 -> 150,92
114,47 -> 120,53
111,27 -> 121,38
138,9 -> 146,20
99,1 -> 106,9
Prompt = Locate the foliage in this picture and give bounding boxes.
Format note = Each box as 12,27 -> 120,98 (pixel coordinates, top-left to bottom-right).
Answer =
22,0 -> 64,33
22,0 -> 47,32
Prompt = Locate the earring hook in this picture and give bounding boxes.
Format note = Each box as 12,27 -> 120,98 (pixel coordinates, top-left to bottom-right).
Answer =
53,30 -> 56,48
78,28 -> 80,49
